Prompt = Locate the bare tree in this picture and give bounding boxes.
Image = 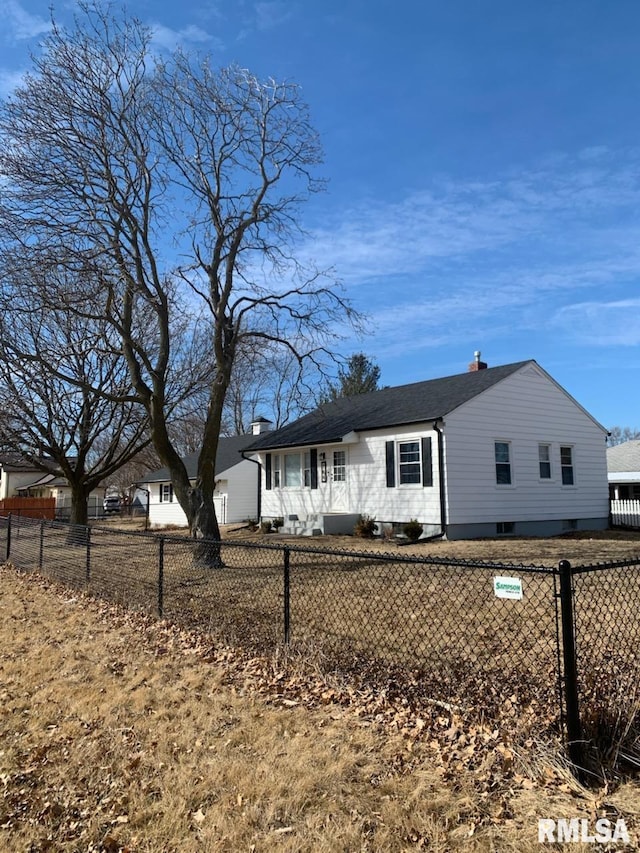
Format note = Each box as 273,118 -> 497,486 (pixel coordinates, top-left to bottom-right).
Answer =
0,4 -> 361,554
224,346 -> 319,433
608,426 -> 640,447
0,266 -> 151,530
104,445 -> 160,501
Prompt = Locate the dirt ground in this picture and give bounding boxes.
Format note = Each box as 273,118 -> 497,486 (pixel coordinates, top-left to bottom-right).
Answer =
220,524 -> 640,567
105,517 -> 640,566
1,563 -> 639,852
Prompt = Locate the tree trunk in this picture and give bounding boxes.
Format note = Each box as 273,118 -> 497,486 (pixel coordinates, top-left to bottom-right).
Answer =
67,483 -> 89,545
189,484 -> 223,567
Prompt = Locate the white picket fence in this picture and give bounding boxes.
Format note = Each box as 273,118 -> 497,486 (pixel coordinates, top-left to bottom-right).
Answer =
610,499 -> 640,529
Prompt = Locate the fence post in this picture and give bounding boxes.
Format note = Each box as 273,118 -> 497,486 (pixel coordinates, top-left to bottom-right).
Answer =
558,559 -> 584,774
158,537 -> 165,618
86,526 -> 91,585
283,546 -> 290,645
6,513 -> 11,561
39,520 -> 45,571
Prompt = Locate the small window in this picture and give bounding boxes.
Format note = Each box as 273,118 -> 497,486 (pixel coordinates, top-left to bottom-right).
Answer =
495,442 -> 512,485
398,440 -> 421,485
560,446 -> 574,485
160,483 -> 173,503
496,521 -> 515,535
333,450 -> 346,482
273,455 -> 281,488
538,444 -> 551,479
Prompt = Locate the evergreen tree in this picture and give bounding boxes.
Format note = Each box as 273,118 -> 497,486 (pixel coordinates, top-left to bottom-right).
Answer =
323,353 -> 381,401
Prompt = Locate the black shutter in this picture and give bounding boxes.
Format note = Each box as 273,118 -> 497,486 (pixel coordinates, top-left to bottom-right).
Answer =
265,453 -> 272,490
169,484 -> 173,503
310,448 -> 318,489
385,441 -> 395,487
421,436 -> 433,487
159,484 -> 163,503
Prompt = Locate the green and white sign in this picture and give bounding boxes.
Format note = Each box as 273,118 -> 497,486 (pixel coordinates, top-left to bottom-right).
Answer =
493,576 -> 523,600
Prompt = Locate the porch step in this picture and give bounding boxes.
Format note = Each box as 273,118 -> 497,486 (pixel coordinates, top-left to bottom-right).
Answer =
281,517 -> 324,536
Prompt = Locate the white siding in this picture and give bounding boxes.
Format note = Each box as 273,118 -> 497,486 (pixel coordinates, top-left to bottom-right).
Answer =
224,462 -> 259,523
260,425 -> 441,525
1,470 -> 43,499
148,482 -> 188,528
443,364 -> 609,525
146,460 -> 258,528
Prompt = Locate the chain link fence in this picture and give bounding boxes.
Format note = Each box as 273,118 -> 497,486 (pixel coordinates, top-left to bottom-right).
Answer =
571,556 -> 640,771
2,514 -> 639,774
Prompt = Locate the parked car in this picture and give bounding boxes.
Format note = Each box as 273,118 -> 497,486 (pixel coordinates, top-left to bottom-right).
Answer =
103,495 -> 121,514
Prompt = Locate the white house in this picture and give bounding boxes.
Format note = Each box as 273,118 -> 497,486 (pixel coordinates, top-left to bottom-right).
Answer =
0,454 -> 105,517
247,357 -> 610,539
607,440 -> 640,528
0,454 -> 50,499
607,440 -> 640,500
143,432 -> 264,528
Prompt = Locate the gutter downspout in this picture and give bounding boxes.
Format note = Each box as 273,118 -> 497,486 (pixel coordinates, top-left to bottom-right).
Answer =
241,450 -> 262,521
433,419 -> 447,539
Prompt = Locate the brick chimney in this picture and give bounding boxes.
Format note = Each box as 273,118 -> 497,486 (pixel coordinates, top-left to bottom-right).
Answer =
468,350 -> 488,372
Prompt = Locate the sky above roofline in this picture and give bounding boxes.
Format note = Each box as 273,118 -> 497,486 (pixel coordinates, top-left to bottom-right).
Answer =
2,0 -> 639,429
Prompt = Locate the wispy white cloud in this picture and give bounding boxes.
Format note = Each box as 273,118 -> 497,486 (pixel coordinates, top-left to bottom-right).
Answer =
254,2 -> 294,31
551,299 -> 640,346
150,23 -> 221,52
0,67 -> 26,97
1,0 -> 49,41
303,147 -> 640,356
309,148 -> 640,286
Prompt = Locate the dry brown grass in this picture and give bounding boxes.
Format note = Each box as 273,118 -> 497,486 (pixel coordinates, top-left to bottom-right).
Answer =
8,520 -> 640,754
223,525 -> 640,565
100,516 -> 640,564
2,563 -> 639,852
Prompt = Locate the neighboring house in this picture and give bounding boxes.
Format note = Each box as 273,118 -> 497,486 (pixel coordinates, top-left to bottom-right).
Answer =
18,472 -> 105,520
143,431 -> 265,528
0,454 -> 52,499
0,454 -> 105,518
607,440 -> 640,500
247,356 -> 610,539
16,473 -> 106,518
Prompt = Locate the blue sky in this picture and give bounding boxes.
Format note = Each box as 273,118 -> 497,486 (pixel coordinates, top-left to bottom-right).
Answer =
2,0 -> 640,429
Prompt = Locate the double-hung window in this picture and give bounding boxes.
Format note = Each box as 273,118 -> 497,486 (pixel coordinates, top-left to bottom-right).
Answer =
398,440 -> 421,485
538,444 -> 551,479
495,442 -> 512,485
560,446 -> 574,485
273,455 -> 281,488
385,437 -> 432,488
160,483 -> 173,503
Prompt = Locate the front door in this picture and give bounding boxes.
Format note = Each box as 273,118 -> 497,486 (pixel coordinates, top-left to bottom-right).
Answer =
329,449 -> 348,511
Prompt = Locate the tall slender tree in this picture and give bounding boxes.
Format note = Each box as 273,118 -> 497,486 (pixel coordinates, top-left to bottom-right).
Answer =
0,3 -> 361,551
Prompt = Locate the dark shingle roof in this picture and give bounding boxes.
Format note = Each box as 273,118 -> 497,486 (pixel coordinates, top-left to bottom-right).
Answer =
144,434 -> 257,483
0,453 -> 62,473
248,361 -> 532,451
